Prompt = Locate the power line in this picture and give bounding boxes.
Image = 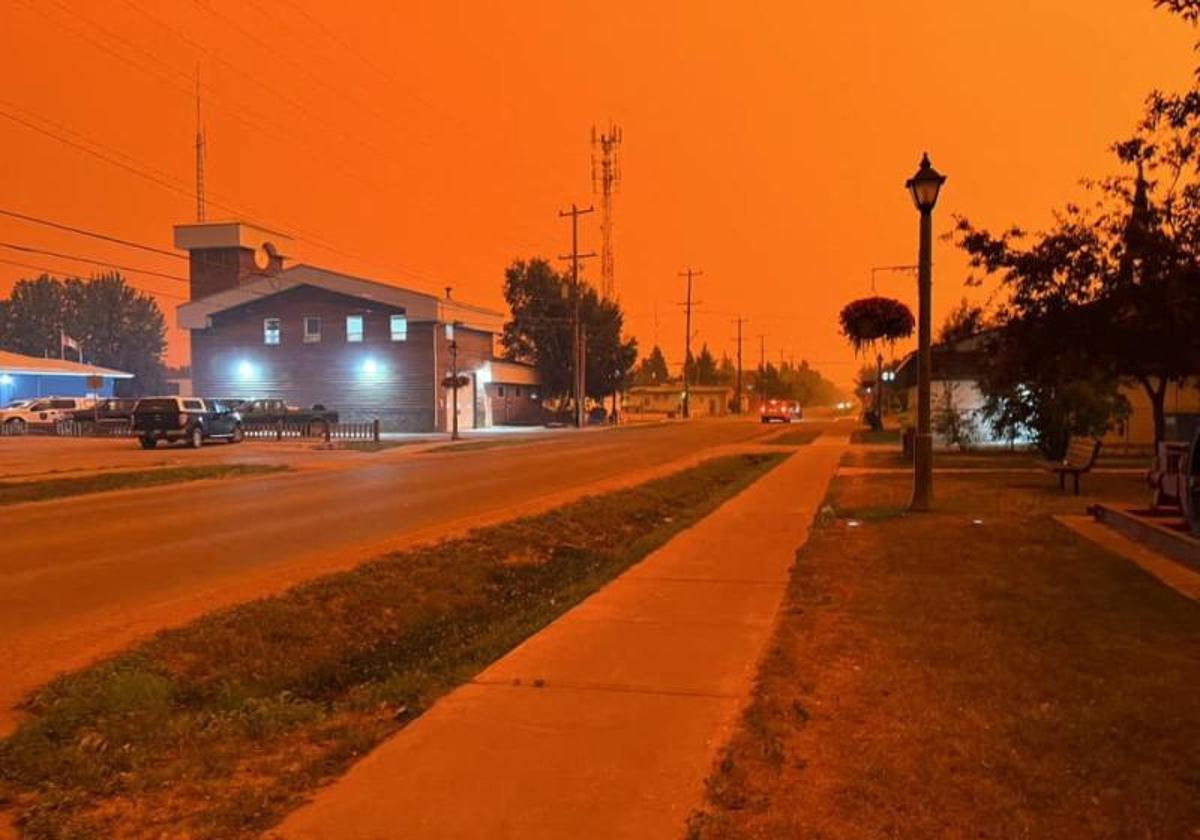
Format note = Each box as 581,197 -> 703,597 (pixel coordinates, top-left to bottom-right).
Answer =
0,242 -> 187,283
0,257 -> 187,300
0,208 -> 185,260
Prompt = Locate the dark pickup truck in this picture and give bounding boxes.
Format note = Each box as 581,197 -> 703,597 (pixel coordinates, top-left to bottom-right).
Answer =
69,398 -> 138,428
237,398 -> 339,435
132,396 -> 244,448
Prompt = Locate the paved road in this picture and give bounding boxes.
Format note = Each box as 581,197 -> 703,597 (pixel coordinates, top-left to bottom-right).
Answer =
0,418 -> 784,732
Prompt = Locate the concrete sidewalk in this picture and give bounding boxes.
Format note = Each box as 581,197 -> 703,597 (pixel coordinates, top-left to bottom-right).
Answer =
275,439 -> 845,840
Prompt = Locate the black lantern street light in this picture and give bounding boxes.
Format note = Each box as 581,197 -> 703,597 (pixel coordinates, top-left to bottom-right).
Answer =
905,153 -> 946,511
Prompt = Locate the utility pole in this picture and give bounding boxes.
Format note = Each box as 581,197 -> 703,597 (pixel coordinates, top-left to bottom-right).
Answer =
732,317 -> 745,414
591,123 -> 622,300
677,267 -> 702,419
195,64 -> 206,222
558,203 -> 595,428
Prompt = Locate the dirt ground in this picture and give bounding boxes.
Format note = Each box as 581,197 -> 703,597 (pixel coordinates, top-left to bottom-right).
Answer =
691,465 -> 1200,838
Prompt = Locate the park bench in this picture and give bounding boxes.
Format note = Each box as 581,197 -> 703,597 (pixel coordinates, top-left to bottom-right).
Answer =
1043,436 -> 1101,495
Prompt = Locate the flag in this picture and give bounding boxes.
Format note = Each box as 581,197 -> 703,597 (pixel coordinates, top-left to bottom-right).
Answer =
60,332 -> 81,359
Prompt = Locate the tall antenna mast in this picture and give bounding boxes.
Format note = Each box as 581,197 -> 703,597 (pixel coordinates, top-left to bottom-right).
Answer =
591,122 -> 622,299
195,63 -> 206,222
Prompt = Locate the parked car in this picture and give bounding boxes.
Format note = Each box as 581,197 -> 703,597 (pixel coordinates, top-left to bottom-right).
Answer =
69,397 -> 138,428
132,396 -> 244,448
0,396 -> 96,431
760,398 -> 802,424
236,398 -> 339,435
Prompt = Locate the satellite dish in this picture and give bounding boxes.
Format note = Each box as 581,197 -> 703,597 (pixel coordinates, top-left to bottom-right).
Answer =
253,242 -> 276,271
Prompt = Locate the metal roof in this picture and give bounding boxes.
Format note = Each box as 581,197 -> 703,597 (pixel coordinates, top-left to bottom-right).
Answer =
0,349 -> 133,378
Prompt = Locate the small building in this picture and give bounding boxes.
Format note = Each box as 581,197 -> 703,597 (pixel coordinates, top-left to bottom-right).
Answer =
0,349 -> 132,405
892,333 -> 1200,448
625,384 -> 732,418
174,221 -> 536,432
480,360 -> 542,425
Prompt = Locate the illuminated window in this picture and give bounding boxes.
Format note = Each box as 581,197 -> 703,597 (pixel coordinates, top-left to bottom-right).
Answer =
346,315 -> 364,343
263,318 -> 280,345
303,316 -> 321,343
390,314 -> 408,342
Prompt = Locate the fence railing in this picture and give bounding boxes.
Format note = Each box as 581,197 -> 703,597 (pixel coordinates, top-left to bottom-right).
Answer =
234,419 -> 382,442
1,418 -> 380,442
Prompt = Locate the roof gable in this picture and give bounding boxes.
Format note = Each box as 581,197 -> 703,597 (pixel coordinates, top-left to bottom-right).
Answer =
177,265 -> 505,333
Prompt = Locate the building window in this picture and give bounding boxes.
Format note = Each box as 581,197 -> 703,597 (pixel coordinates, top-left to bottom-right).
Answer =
263,318 -> 280,345
498,385 -> 506,397
303,316 -> 321,343
390,314 -> 408,342
515,386 -> 522,397
346,314 -> 364,343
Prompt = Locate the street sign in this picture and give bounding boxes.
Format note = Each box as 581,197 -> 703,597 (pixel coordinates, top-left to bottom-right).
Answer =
86,375 -> 103,391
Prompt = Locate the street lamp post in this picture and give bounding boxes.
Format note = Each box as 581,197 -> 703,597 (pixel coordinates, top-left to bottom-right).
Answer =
447,321 -> 461,441
905,153 -> 946,511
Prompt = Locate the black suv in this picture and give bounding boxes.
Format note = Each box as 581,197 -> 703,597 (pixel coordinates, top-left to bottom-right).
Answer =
132,397 -> 244,449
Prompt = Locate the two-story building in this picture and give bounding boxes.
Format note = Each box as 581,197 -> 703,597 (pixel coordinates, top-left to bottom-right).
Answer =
174,221 -> 539,432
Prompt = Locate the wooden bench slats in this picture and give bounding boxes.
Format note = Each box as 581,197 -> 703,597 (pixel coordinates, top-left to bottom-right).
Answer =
1043,436 -> 1101,495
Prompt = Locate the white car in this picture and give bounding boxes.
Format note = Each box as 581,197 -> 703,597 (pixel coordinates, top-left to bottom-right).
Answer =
0,397 -> 96,431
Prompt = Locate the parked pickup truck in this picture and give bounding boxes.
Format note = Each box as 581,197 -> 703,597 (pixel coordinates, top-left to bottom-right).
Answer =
236,398 -> 339,435
132,396 -> 244,448
1,396 -> 95,431
69,397 -> 138,428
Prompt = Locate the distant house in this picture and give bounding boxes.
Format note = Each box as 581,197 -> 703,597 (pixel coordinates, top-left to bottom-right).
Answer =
625,384 -> 732,418
173,221 -> 538,432
0,349 -> 131,405
891,333 -> 1200,447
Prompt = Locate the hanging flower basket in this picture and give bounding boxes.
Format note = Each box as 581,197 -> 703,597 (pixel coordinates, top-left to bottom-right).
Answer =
839,297 -> 915,355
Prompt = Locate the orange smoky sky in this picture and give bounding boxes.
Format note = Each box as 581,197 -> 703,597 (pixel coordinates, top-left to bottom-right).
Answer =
0,1 -> 1195,385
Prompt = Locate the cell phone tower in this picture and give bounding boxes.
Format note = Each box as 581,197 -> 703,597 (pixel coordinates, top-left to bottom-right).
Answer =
195,65 -> 206,222
591,122 -> 622,299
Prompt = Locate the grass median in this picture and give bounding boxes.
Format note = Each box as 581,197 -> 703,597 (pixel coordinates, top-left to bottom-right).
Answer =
689,464 -> 1200,838
765,429 -> 821,446
0,464 -> 288,506
0,452 -> 784,840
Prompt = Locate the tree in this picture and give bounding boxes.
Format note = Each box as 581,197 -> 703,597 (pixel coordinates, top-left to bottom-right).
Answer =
633,345 -> 670,385
693,344 -> 718,385
0,274 -> 65,357
953,113 -> 1200,449
717,353 -> 736,386
0,272 -> 166,395
938,298 -> 987,344
502,258 -> 637,414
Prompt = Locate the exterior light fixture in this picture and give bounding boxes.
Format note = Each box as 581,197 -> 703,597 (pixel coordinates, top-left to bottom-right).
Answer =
237,360 -> 256,380
0,373 -> 13,386
361,358 -> 380,377
906,153 -> 946,215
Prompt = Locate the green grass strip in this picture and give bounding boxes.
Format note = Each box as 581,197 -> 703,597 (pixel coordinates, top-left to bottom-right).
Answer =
0,452 -> 783,839
766,429 -> 822,446
0,464 -> 288,507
